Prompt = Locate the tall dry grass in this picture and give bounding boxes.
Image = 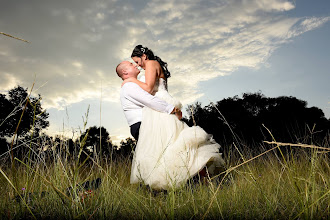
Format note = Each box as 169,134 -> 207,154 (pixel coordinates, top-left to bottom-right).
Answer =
0,133 -> 329,219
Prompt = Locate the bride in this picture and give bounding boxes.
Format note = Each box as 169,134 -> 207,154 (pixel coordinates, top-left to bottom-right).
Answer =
122,45 -> 224,190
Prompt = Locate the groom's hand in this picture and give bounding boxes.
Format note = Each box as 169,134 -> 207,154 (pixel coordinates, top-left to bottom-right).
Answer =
171,107 -> 182,120
176,110 -> 182,120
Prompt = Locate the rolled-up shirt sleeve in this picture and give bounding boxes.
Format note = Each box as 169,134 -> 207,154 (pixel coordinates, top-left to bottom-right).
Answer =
123,82 -> 174,114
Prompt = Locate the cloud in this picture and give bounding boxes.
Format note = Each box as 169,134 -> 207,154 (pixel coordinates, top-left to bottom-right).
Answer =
72,61 -> 83,69
0,73 -> 21,92
0,0 -> 329,112
127,0 -> 329,103
288,16 -> 330,38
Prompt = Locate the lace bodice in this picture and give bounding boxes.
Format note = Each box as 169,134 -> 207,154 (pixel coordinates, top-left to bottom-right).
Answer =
137,74 -> 167,94
152,78 -> 168,94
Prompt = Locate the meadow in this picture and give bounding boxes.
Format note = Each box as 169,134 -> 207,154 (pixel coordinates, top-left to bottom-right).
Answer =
0,133 -> 329,219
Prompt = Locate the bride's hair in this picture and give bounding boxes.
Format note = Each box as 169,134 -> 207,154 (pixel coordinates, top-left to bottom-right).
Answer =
131,45 -> 171,78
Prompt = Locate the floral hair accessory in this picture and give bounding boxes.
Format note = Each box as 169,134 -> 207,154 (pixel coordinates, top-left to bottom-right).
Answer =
140,47 -> 145,53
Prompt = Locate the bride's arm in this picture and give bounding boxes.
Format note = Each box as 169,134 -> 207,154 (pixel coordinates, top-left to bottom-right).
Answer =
122,61 -> 159,94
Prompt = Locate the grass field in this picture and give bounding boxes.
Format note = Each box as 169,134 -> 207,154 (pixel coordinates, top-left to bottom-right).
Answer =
0,136 -> 329,219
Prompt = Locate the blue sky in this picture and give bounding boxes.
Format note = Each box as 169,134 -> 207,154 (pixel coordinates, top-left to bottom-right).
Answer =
0,0 -> 329,144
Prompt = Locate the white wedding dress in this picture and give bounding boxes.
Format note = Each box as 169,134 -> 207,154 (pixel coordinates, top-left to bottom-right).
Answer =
130,76 -> 224,190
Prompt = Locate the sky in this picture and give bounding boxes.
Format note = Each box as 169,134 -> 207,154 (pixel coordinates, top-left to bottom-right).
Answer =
1,0 -> 329,145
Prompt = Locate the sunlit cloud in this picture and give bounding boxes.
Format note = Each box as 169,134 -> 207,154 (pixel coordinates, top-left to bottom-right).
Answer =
0,73 -> 21,92
72,61 -> 83,69
96,13 -> 105,21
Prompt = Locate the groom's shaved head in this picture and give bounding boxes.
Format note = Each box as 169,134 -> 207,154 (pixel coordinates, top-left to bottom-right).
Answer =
116,61 -> 128,78
116,61 -> 139,80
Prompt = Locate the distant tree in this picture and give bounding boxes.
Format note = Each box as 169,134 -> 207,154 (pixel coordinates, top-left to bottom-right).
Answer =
0,85 -> 49,138
0,86 -> 49,161
0,137 -> 10,160
67,138 -> 75,155
79,126 -> 112,158
0,94 -> 12,127
262,96 -> 329,142
117,137 -> 136,159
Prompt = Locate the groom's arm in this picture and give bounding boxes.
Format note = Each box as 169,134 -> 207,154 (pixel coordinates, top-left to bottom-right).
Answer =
122,82 -> 175,114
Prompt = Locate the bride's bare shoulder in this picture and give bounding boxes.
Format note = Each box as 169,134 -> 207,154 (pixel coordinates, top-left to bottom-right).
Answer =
146,60 -> 161,68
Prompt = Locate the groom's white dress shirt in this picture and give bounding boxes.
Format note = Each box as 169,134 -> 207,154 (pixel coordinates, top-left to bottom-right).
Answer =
120,82 -> 174,126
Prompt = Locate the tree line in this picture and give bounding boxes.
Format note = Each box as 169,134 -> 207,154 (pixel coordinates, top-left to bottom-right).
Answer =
0,86 -> 135,163
183,92 -> 329,153
1,86 -> 329,163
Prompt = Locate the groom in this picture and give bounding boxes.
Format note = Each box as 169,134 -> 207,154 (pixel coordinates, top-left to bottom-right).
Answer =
116,61 -> 181,140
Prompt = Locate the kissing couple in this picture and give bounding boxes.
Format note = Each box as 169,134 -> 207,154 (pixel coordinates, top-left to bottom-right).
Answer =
116,45 -> 224,190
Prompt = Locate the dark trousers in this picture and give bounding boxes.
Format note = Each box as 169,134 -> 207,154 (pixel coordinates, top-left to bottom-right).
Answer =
130,122 -> 141,141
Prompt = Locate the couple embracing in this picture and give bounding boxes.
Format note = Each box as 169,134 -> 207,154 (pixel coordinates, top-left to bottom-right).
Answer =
116,45 -> 224,190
